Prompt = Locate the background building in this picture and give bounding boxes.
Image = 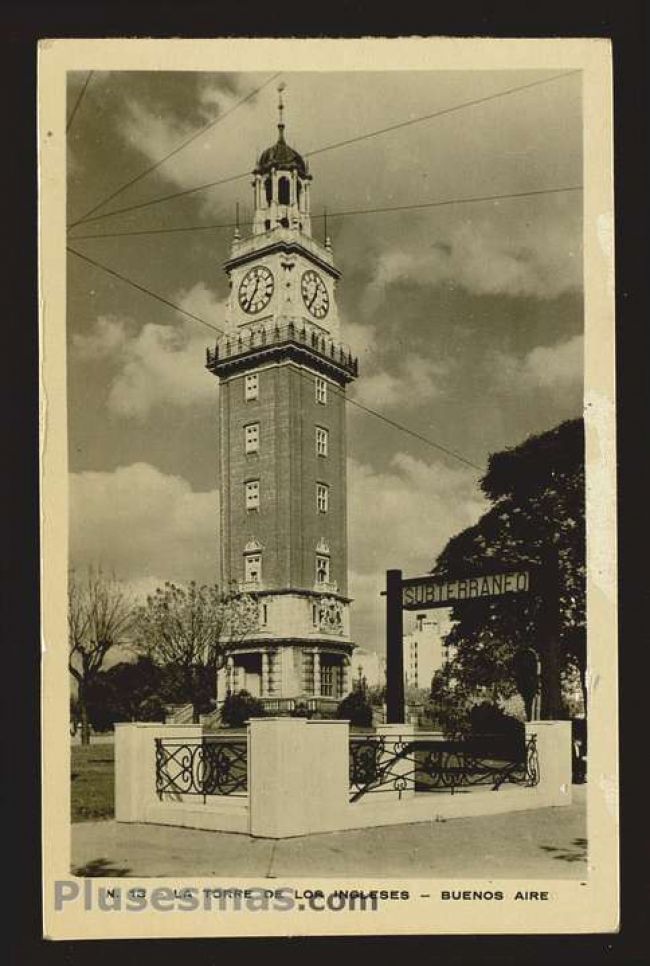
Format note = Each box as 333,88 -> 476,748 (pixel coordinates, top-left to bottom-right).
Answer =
208,94 -> 358,712
403,609 -> 454,691
350,648 -> 385,689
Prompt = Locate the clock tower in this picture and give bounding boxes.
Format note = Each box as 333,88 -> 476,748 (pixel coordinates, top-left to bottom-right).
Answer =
207,88 -> 358,712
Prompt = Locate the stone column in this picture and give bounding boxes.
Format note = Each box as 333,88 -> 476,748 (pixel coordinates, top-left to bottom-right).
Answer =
261,650 -> 270,697
313,649 -> 321,696
341,657 -> 350,696
226,655 -> 234,694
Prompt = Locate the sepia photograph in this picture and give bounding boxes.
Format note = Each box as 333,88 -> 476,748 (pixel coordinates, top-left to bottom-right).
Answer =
39,37 -> 617,939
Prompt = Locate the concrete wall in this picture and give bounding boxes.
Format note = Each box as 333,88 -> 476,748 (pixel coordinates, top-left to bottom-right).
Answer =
115,719 -> 572,839
114,723 -> 203,822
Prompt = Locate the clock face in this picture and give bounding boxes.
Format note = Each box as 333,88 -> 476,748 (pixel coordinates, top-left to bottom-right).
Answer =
238,266 -> 274,314
301,270 -> 330,320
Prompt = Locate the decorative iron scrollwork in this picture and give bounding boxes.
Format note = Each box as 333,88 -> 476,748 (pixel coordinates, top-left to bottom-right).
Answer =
155,737 -> 248,801
349,733 -> 539,802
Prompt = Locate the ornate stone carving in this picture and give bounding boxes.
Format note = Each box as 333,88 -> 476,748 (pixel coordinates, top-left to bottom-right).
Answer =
318,596 -> 343,634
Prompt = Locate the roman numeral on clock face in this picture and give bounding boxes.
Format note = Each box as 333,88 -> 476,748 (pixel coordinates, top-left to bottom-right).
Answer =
238,266 -> 274,314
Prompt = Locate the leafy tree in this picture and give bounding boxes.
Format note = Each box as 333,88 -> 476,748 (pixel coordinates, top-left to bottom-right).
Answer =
337,678 -> 373,727
85,657 -> 166,730
430,419 -> 585,722
132,581 -> 258,720
366,684 -> 386,708
220,690 -> 265,727
68,567 -> 134,745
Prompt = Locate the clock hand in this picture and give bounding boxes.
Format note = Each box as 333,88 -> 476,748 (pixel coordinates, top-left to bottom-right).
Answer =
246,277 -> 261,310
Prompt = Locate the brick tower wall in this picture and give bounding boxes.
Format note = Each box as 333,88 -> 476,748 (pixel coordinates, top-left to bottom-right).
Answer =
219,361 -> 348,595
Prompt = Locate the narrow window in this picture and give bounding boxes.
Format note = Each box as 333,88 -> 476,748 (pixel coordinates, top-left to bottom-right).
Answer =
315,377 -> 327,405
244,553 -> 262,584
261,603 -> 268,626
316,554 -> 330,585
316,426 -> 329,457
278,176 -> 290,206
244,422 -> 259,454
320,663 -> 333,697
312,603 -> 319,626
245,373 -> 259,401
245,480 -> 260,510
316,483 -> 329,513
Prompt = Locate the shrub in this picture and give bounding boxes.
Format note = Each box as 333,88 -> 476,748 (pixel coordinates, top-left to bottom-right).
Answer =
290,701 -> 312,718
468,702 -> 524,741
336,686 -> 373,728
220,690 -> 265,727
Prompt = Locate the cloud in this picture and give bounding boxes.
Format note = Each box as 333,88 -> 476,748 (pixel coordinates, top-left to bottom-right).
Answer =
365,208 -> 582,303
347,453 -> 486,651
493,334 -> 584,393
120,80 -> 242,167
69,462 -> 220,592
351,353 -> 448,410
117,79 -> 260,216
72,316 -> 127,360
71,284 -> 225,418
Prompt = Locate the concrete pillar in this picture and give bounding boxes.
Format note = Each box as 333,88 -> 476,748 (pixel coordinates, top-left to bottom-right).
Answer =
374,724 -> 417,800
114,723 -> 202,823
313,649 -> 321,696
525,720 -> 572,805
247,718 -> 350,837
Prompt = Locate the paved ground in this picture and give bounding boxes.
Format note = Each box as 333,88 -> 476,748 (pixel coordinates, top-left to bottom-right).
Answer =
71,785 -> 586,879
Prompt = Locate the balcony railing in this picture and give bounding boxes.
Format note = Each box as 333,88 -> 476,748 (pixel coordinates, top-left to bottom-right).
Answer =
206,322 -> 358,379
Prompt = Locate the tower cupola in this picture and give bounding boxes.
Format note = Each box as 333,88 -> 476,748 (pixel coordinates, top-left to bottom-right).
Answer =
252,83 -> 312,236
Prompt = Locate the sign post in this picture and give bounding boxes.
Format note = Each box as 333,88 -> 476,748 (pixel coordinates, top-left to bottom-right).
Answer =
384,567 -> 534,726
385,569 -> 405,724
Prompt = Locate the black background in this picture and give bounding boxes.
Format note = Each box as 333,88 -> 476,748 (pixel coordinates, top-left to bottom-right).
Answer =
3,2 -> 647,964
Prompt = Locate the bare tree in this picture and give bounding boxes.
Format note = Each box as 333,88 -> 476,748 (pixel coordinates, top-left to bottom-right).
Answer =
132,581 -> 258,720
68,567 -> 134,744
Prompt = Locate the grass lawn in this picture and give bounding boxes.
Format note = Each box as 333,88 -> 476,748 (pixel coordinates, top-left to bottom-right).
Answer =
71,743 -> 115,822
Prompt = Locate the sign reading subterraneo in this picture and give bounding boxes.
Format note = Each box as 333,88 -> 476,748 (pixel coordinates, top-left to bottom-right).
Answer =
401,570 -> 531,610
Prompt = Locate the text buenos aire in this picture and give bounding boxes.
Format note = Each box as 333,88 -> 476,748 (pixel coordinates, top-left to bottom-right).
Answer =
402,571 -> 529,608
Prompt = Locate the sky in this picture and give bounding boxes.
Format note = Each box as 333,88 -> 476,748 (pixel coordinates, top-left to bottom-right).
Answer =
66,68 -> 583,655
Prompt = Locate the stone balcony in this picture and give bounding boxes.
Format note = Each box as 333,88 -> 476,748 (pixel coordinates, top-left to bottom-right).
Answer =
206,321 -> 358,383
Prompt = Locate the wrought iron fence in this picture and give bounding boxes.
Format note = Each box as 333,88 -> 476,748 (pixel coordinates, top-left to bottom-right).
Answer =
349,733 -> 539,802
155,736 -> 248,802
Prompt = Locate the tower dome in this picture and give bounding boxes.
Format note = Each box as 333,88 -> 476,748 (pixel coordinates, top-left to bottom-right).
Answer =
255,128 -> 308,179
250,84 -> 312,237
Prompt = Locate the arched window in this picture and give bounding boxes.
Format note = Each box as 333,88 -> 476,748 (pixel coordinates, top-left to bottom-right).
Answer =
264,177 -> 272,205
278,176 -> 290,206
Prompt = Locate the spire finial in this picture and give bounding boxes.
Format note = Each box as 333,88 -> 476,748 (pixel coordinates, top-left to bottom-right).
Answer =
277,81 -> 286,142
